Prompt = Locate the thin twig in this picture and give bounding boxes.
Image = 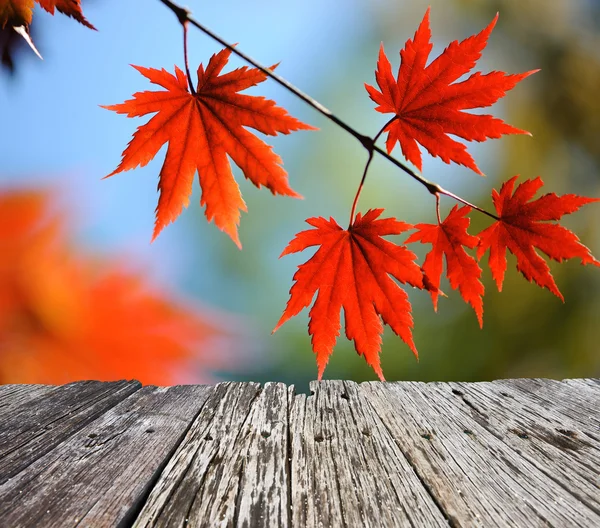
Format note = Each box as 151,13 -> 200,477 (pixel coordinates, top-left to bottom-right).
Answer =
440,188 -> 499,220
156,0 -> 500,222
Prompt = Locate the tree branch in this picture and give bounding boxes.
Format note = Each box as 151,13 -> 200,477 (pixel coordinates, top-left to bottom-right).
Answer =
156,0 -> 499,222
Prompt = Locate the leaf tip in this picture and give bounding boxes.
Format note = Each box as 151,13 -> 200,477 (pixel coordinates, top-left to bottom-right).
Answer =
317,363 -> 326,381
272,311 -> 290,334
229,232 -> 243,250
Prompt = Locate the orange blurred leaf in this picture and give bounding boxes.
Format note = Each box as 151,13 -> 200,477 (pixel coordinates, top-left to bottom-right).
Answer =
0,189 -> 230,385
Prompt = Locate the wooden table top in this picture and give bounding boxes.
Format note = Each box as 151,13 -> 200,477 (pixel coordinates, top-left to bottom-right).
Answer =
0,378 -> 598,527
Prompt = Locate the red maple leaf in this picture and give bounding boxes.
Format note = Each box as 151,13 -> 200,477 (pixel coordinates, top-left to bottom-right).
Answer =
37,0 -> 95,29
406,205 -> 484,327
0,0 -> 34,28
0,0 -> 94,29
0,0 -> 93,67
477,176 -> 599,300
273,209 -> 426,380
104,48 -> 315,248
365,8 -> 536,175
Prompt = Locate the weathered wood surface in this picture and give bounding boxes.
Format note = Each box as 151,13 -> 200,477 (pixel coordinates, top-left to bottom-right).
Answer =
0,379 -> 598,527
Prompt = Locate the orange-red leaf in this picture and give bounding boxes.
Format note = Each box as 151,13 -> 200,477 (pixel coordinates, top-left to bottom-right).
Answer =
0,0 -> 33,28
0,189 -> 232,385
36,0 -> 95,29
477,176 -> 599,300
104,48 -> 315,248
406,205 -> 484,327
365,8 -> 536,175
0,0 -> 94,29
274,209 -> 425,381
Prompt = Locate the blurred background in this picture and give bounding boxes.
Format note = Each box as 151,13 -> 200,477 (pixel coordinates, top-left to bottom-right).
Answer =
1,0 -> 598,390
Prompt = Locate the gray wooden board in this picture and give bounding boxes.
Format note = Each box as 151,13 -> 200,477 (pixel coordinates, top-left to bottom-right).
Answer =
0,378 -> 598,527
289,380 -> 448,528
0,384 -> 211,527
0,384 -> 55,415
0,380 -> 141,485
444,380 -> 600,513
563,378 -> 600,396
563,378 -> 600,389
361,381 -> 600,527
496,378 -> 600,434
133,382 -> 291,528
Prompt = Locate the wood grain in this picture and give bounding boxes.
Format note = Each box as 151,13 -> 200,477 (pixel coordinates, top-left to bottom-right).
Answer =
445,379 -> 600,512
0,379 -> 141,484
0,384 -> 55,415
360,380 -> 600,527
497,378 -> 600,433
0,384 -> 210,527
289,380 -> 449,528
0,378 -> 597,527
133,382 -> 291,528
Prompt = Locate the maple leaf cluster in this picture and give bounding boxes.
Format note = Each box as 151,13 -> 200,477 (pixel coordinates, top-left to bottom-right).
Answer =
102,7 -> 599,380
0,189 -> 232,385
274,10 -> 597,379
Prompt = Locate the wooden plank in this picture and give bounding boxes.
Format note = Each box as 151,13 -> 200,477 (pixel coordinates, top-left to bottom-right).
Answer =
361,381 -> 600,527
0,380 -> 141,484
0,384 -> 211,527
566,378 -> 600,387
496,378 -> 600,433
563,378 -> 600,393
133,382 -> 290,528
0,384 -> 55,415
233,382 -> 290,527
445,380 -> 600,514
289,380 -> 448,528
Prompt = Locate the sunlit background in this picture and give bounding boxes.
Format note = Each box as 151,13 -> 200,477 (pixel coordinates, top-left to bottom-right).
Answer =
1,0 -> 599,390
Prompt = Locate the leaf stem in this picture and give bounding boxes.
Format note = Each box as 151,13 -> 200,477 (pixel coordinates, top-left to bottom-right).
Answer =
182,21 -> 196,95
156,0 -> 500,223
349,118 -> 395,226
349,152 -> 375,228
